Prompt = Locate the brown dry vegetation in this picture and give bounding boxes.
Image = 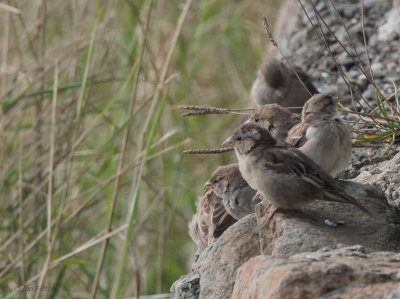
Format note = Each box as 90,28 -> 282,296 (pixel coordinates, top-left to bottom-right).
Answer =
0,0 -> 282,297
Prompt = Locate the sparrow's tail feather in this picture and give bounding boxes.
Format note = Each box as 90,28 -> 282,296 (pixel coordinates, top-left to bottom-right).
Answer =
323,191 -> 372,216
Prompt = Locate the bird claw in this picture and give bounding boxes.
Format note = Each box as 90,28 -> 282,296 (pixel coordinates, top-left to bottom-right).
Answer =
267,207 -> 282,224
252,192 -> 263,203
264,203 -> 272,214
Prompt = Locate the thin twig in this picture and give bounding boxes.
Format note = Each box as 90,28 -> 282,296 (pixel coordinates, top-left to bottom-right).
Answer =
360,0 -> 374,84
306,0 -> 385,110
299,0 -> 384,135
262,16 -> 314,97
328,0 -> 365,73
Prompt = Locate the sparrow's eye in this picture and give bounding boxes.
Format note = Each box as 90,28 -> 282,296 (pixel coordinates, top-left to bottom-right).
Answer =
212,179 -> 219,184
254,118 -> 260,123
235,136 -> 243,141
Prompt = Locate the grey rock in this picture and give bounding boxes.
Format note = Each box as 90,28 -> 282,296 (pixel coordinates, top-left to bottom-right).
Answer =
198,214 -> 259,299
170,272 -> 200,299
362,88 -> 374,100
256,181 -> 400,256
378,8 -> 400,41
353,151 -> 400,206
387,286 -> 400,299
172,215 -> 260,299
371,62 -> 385,78
233,246 -> 400,299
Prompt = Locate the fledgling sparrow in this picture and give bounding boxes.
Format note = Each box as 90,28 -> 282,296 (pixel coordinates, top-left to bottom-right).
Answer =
251,58 -> 318,107
188,189 -> 236,250
245,104 -> 300,142
286,94 -> 352,177
223,123 -> 370,223
204,164 -> 258,220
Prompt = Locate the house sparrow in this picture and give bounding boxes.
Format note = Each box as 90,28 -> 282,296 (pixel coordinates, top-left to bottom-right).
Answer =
223,123 -> 370,223
286,94 -> 352,176
251,58 -> 318,107
246,104 -> 300,142
188,189 -> 236,250
204,164 -> 258,220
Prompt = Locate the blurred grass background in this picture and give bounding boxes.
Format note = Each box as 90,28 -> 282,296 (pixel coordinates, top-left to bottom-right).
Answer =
0,0 -> 282,297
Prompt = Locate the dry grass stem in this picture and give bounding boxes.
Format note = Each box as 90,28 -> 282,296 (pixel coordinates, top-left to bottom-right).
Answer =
262,16 -> 314,97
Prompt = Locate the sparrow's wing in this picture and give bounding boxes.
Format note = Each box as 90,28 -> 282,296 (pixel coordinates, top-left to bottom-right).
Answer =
199,190 -> 236,245
263,148 -> 371,215
211,199 -> 236,238
286,122 -> 308,148
197,193 -> 212,250
263,148 -> 326,189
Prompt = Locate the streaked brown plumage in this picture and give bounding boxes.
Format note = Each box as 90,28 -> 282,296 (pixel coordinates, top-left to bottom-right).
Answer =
223,123 -> 370,223
188,189 -> 236,250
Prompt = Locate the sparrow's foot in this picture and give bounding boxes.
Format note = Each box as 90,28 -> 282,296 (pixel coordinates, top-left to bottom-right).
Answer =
264,203 -> 272,214
252,192 -> 263,203
267,206 -> 282,224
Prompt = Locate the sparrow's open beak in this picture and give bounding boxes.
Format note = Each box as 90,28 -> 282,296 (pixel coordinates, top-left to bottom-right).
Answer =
333,98 -> 341,105
222,136 -> 234,147
244,118 -> 251,124
203,180 -> 213,190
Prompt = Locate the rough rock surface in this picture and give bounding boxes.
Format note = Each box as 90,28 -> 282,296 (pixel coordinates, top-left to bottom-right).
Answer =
171,215 -> 260,299
172,182 -> 400,298
285,0 -> 399,107
233,246 -> 400,299
256,181 -> 400,256
352,151 -> 400,206
171,0 -> 400,298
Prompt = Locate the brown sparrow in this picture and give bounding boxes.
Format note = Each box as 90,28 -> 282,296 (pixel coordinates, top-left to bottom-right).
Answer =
245,104 -> 300,142
204,164 -> 258,220
286,94 -> 352,176
251,58 -> 318,107
188,189 -> 236,250
223,123 -> 370,223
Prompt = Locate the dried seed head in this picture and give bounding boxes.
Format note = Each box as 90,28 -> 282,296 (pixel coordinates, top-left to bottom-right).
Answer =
183,148 -> 234,155
263,17 -> 278,47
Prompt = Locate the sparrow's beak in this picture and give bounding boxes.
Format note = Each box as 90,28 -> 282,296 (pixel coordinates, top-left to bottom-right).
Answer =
222,136 -> 234,147
244,118 -> 251,124
203,180 -> 213,190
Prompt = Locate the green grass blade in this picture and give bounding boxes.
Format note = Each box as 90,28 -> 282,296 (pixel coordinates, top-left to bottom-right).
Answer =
111,92 -> 167,298
76,19 -> 99,119
375,89 -> 388,117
